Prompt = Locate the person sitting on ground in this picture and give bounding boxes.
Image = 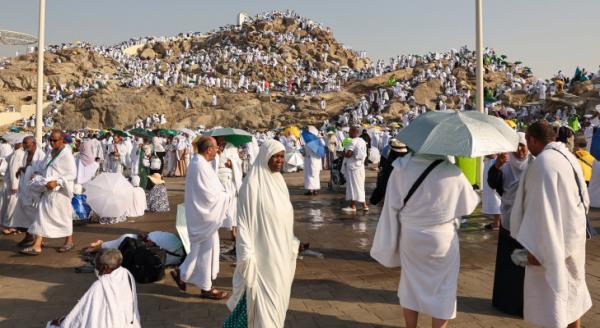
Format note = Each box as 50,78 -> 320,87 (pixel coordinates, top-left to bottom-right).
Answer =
145,173 -> 169,212
125,176 -> 147,217
82,231 -> 185,266
48,248 -> 141,327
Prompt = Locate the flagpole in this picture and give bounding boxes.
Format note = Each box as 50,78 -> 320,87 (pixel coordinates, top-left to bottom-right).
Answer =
475,0 -> 484,188
35,0 -> 46,144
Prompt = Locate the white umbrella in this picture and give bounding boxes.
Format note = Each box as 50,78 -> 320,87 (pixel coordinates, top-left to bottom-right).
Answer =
84,173 -> 134,217
175,203 -> 191,253
1,132 -> 31,144
395,110 -> 519,157
178,128 -> 196,136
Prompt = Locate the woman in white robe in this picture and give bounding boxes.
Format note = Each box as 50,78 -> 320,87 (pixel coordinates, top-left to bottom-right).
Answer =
224,140 -> 299,328
125,176 -> 146,217
371,153 -> 479,328
481,155 -> 501,229
75,141 -> 99,185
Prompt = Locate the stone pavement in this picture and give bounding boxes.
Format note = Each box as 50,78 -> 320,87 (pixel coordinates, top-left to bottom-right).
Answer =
0,170 -> 599,328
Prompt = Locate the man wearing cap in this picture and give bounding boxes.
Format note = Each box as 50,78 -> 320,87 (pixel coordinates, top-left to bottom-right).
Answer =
342,126 -> 368,212
171,136 -> 230,299
370,139 -> 408,205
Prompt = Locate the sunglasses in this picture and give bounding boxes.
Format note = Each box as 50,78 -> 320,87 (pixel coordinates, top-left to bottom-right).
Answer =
49,139 -> 61,143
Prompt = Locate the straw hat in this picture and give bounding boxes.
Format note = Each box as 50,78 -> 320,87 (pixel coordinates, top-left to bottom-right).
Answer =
148,173 -> 165,185
389,139 -> 408,153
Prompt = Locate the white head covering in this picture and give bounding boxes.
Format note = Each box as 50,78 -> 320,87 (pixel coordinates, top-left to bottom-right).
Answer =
517,131 -> 526,145
131,175 -> 140,187
227,139 -> 299,322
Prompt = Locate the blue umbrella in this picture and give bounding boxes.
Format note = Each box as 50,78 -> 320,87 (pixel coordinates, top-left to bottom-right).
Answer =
301,130 -> 326,158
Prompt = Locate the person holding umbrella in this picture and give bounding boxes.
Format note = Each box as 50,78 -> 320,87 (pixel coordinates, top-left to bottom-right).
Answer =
302,127 -> 323,196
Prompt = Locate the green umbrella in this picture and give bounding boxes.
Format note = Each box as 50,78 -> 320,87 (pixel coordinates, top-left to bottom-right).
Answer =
204,128 -> 253,147
152,128 -> 176,136
129,128 -> 155,138
109,128 -> 128,138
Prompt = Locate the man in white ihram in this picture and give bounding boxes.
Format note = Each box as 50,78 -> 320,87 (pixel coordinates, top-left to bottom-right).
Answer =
371,151 -> 479,328
303,126 -> 322,196
47,248 -> 141,327
342,126 -> 368,212
21,130 -> 77,255
170,136 -> 230,299
510,121 -> 592,328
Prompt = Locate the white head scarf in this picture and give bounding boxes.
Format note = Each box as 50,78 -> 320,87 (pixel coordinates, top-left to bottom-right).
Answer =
131,175 -> 140,187
227,140 -> 299,324
509,132 -> 528,174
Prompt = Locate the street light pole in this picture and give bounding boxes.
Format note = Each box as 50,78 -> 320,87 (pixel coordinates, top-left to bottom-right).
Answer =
35,0 -> 46,144
475,0 -> 484,188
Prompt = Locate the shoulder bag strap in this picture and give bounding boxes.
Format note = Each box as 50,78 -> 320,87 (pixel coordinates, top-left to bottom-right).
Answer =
401,159 -> 443,210
551,149 -> 597,239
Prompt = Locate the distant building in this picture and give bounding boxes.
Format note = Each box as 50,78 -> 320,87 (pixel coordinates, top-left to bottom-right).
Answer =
238,12 -> 249,26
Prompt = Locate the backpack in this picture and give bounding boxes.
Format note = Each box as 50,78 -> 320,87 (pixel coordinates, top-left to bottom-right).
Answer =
118,237 -> 166,284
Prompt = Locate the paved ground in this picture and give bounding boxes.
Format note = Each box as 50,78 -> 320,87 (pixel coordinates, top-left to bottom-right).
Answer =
1,169 -> 599,328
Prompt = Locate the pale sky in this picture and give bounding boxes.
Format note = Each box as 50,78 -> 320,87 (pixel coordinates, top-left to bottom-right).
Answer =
1,0 -> 599,78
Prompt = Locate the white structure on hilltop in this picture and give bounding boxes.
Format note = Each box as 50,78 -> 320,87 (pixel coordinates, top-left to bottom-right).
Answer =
238,12 -> 249,26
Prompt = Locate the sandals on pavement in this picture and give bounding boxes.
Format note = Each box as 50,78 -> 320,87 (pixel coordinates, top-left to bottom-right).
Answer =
57,243 -> 74,253
20,247 -> 41,256
170,269 -> 187,292
200,288 -> 229,300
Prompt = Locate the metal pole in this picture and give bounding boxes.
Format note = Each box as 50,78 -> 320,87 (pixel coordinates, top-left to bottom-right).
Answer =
475,0 -> 484,189
35,0 -> 46,144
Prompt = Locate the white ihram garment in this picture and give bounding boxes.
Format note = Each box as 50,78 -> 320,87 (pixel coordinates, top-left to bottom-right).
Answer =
54,267 -> 140,328
217,144 -> 242,229
0,148 -> 25,227
179,154 -> 229,290
510,142 -> 592,328
588,160 -> 600,208
371,154 -> 479,320
125,187 -> 146,217
345,138 -> 367,202
227,140 -> 299,328
303,147 -> 321,190
29,146 -> 77,238
481,158 -> 501,215
11,148 -> 46,229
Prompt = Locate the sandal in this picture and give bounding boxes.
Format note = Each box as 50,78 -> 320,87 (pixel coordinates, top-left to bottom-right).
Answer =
58,243 -> 74,253
2,229 -> 20,235
170,269 -> 187,292
200,288 -> 229,300
20,247 -> 41,256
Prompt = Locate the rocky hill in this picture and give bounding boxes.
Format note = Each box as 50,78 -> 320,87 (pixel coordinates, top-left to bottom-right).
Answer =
1,11 -> 599,131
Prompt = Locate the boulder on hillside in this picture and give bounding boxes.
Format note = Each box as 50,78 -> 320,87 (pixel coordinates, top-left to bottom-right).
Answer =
570,80 -> 594,96
413,79 -> 442,109
139,48 -> 156,60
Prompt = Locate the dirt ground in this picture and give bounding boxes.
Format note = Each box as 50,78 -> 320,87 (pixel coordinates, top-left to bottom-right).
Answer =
0,170 -> 599,327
